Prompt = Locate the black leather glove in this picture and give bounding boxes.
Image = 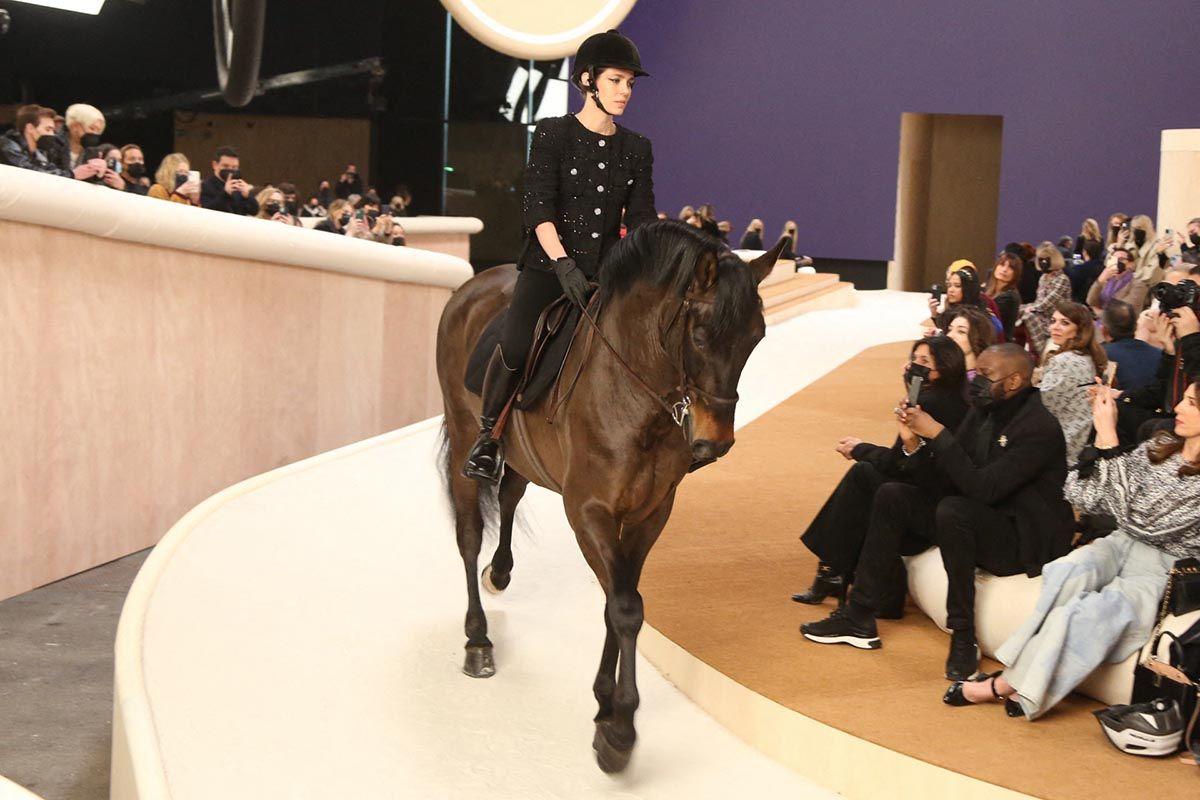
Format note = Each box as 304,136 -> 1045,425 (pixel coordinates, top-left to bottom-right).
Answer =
553,256 -> 590,308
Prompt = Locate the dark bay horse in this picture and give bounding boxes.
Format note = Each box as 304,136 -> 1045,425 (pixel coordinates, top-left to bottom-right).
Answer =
436,220 -> 787,772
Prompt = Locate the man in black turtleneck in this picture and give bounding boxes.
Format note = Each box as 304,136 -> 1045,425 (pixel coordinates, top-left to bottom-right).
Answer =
801,344 -> 1074,682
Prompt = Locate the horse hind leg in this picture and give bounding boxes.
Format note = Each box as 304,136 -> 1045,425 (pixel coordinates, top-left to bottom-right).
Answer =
482,470 -> 528,594
448,467 -> 495,679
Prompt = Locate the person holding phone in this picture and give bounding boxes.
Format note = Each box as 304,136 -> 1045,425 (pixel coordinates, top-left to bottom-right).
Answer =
1087,247 -> 1146,313
147,153 -> 201,206
200,145 -> 258,216
794,337 -> 968,612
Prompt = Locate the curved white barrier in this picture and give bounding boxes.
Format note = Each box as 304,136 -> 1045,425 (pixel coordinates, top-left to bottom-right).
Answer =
0,166 -> 473,289
297,215 -> 483,235
0,777 -> 43,800
113,291 -> 942,800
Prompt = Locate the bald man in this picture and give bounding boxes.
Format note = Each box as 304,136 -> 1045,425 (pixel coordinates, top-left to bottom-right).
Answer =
802,344 -> 1075,681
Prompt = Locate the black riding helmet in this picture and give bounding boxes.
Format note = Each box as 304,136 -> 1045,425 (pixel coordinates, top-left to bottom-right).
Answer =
570,29 -> 648,101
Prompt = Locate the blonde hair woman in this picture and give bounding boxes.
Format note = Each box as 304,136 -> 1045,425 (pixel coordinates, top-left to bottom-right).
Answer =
147,153 -> 200,206
255,186 -> 301,226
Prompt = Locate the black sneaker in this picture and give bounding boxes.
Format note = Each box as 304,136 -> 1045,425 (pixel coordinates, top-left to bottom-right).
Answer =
945,631 -> 980,680
800,607 -> 881,650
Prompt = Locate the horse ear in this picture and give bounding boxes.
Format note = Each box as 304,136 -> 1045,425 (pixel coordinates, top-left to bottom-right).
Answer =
693,251 -> 719,292
748,236 -> 789,284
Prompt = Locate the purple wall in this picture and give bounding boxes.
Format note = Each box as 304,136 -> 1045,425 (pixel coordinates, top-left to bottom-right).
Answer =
616,1 -> 1200,261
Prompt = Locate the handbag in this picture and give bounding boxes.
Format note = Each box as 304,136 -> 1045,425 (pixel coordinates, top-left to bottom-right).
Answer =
1166,557 -> 1200,617
1133,592 -> 1200,762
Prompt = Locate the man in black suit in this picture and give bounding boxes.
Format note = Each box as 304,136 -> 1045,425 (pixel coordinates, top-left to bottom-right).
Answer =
199,145 -> 258,216
801,344 -> 1074,681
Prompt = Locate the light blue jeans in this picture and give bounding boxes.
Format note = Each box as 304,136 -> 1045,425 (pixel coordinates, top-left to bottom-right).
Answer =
995,531 -> 1174,719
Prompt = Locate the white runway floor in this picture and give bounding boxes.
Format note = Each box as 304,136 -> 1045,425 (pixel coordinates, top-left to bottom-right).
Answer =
114,290 -> 928,800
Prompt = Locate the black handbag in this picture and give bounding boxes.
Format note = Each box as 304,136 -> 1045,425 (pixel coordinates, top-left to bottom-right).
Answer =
1167,557 -> 1200,617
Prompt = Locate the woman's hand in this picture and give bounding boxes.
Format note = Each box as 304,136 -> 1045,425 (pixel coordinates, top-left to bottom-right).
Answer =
1088,379 -> 1120,447
927,296 -> 940,317
1170,306 -> 1200,339
835,437 -> 863,460
1096,264 -> 1117,285
175,179 -> 201,203
1153,310 -> 1177,355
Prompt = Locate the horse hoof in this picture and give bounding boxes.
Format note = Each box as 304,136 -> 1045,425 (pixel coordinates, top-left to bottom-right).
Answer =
481,564 -> 510,595
463,646 -> 496,679
592,726 -> 633,774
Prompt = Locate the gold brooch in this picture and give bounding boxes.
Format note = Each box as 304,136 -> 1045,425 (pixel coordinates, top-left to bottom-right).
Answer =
998,435 -> 1008,448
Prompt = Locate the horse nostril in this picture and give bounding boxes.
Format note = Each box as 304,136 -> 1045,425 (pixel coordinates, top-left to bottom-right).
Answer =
692,439 -> 733,461
714,439 -> 733,458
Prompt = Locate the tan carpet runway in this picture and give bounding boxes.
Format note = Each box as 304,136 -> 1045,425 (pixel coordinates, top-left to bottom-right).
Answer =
641,342 -> 1194,799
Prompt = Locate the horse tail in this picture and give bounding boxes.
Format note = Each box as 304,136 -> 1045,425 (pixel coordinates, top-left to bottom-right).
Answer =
437,418 -> 501,542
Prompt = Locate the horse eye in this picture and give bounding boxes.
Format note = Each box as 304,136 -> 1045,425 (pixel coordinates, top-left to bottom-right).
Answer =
692,327 -> 710,348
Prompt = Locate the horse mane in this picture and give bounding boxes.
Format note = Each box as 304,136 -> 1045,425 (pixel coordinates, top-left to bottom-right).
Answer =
596,219 -> 762,339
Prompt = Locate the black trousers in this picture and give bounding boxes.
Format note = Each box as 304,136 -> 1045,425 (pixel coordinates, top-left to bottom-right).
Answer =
850,487 -> 1024,634
499,267 -> 564,371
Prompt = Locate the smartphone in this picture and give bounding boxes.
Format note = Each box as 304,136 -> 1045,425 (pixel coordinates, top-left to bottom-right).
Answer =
187,170 -> 200,184
906,362 -> 931,406
929,283 -> 944,301
355,210 -> 365,221
1103,361 -> 1118,387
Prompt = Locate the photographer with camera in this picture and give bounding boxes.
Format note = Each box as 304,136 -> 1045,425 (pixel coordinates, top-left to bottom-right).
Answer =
0,104 -> 71,177
119,144 -> 150,195
200,146 -> 258,216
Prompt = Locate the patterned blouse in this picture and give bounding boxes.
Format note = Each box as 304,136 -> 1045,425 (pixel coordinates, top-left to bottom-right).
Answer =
1038,350 -> 1098,464
1019,271 -> 1071,354
1066,442 -> 1200,558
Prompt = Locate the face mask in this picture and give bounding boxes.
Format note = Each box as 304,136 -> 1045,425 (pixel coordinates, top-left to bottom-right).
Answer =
1037,257 -> 1052,272
218,168 -> 234,181
36,134 -> 59,152
1190,233 -> 1200,247
125,162 -> 146,179
967,373 -> 1004,409
263,202 -> 282,216
1133,230 -> 1146,248
174,173 -> 188,188
339,213 -> 351,226
80,132 -> 102,148
904,362 -> 932,388
285,201 -> 298,215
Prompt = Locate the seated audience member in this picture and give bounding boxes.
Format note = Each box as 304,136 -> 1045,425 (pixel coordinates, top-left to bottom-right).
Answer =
1088,246 -> 1146,313
0,104 -> 70,177
147,153 -> 201,206
1114,270 -> 1200,442
801,344 -> 1074,681
795,337 -> 969,609
684,213 -> 703,229
696,204 -> 721,238
317,180 -> 335,208
1018,242 -> 1072,356
1177,217 -> 1200,259
1101,300 -> 1161,393
389,184 -> 413,216
62,103 -> 106,172
335,164 -> 363,199
277,182 -> 300,217
779,221 -> 798,258
314,199 -> 352,234
347,199 -> 400,245
946,307 -> 995,380
84,143 -> 127,191
929,264 -> 1003,340
677,204 -> 695,222
1065,239 -> 1104,303
1038,302 -> 1105,464
1009,242 -> 1040,304
300,196 -> 327,217
946,382 -> 1200,717
200,146 -> 258,216
985,253 -> 1023,341
1073,217 -> 1102,258
255,186 -> 302,226
739,219 -> 765,250
119,144 -> 150,195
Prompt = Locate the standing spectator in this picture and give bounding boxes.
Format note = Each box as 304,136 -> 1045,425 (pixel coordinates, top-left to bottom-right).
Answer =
200,146 -> 258,216
1087,247 -> 1146,313
1038,302 -> 1106,464
1074,217 -> 1102,257
314,199 -> 352,234
985,253 -> 1023,341
1104,213 -> 1130,250
119,144 -> 150,195
1065,239 -> 1104,303
335,164 -> 363,199
62,103 -> 106,171
255,186 -> 302,226
0,104 -> 70,177
1018,242 -> 1072,356
148,153 -> 200,206
1101,300 -> 1161,393
1128,215 -> 1166,287
739,219 -> 764,250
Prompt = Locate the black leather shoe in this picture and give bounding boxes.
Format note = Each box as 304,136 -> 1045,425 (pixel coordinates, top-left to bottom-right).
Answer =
462,345 -> 521,483
945,631 -> 980,681
791,563 -> 848,606
943,670 -> 1002,707
463,426 -> 503,483
800,606 -> 880,650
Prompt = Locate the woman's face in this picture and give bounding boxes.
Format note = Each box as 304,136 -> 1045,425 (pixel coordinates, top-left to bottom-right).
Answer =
993,260 -> 1014,284
589,67 -> 635,116
946,273 -> 963,304
1048,310 -> 1077,346
910,344 -> 941,383
174,161 -> 190,181
947,318 -> 972,354
1173,385 -> 1200,439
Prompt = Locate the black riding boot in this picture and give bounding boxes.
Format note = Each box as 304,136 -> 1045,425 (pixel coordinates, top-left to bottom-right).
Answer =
462,345 -> 521,483
791,562 -> 848,606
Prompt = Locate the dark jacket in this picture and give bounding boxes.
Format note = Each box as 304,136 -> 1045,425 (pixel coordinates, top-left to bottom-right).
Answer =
519,114 -> 655,277
739,230 -> 764,250
991,288 -> 1021,340
1102,337 -> 1162,393
903,388 -> 1074,577
1065,257 -> 1104,304
1122,332 -> 1200,415
851,383 -> 969,479
334,174 -> 363,200
0,130 -> 71,177
200,175 -> 259,216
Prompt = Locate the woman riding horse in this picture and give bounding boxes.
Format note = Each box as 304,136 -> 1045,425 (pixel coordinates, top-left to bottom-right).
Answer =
463,29 -> 657,483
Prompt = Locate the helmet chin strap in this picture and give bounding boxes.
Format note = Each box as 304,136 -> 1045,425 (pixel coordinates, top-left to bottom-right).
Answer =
585,70 -> 612,116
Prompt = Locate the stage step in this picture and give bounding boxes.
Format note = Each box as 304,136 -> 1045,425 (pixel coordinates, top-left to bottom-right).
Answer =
759,274 -> 856,326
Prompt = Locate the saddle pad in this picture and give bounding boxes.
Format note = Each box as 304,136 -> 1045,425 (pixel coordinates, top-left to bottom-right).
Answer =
463,300 -> 584,411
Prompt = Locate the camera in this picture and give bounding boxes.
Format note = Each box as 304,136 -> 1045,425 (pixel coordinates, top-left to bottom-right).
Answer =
1152,279 -> 1200,315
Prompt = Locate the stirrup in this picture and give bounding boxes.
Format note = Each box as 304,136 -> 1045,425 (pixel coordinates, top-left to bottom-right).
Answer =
463,427 -> 504,484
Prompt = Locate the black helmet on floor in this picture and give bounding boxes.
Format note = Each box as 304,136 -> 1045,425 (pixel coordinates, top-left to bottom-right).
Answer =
570,29 -> 648,91
1093,699 -> 1184,757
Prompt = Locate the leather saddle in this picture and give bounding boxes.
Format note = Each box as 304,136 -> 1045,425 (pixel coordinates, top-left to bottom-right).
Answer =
463,294 -> 590,411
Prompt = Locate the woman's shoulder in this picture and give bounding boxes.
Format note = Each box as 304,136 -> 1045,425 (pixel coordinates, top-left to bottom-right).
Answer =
617,125 -> 652,152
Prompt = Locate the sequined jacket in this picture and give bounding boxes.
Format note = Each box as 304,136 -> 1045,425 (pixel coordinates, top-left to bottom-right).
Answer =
519,114 -> 656,277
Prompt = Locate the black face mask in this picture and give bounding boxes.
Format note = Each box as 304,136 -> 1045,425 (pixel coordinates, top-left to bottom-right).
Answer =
285,200 -> 298,215
904,362 -> 932,388
174,173 -> 188,188
1037,257 -> 1052,273
36,134 -> 59,152
339,213 -> 351,226
967,373 -> 1005,410
263,202 -> 282,216
1133,229 -> 1146,248
1190,233 -> 1200,247
80,132 -> 101,148
125,162 -> 146,179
